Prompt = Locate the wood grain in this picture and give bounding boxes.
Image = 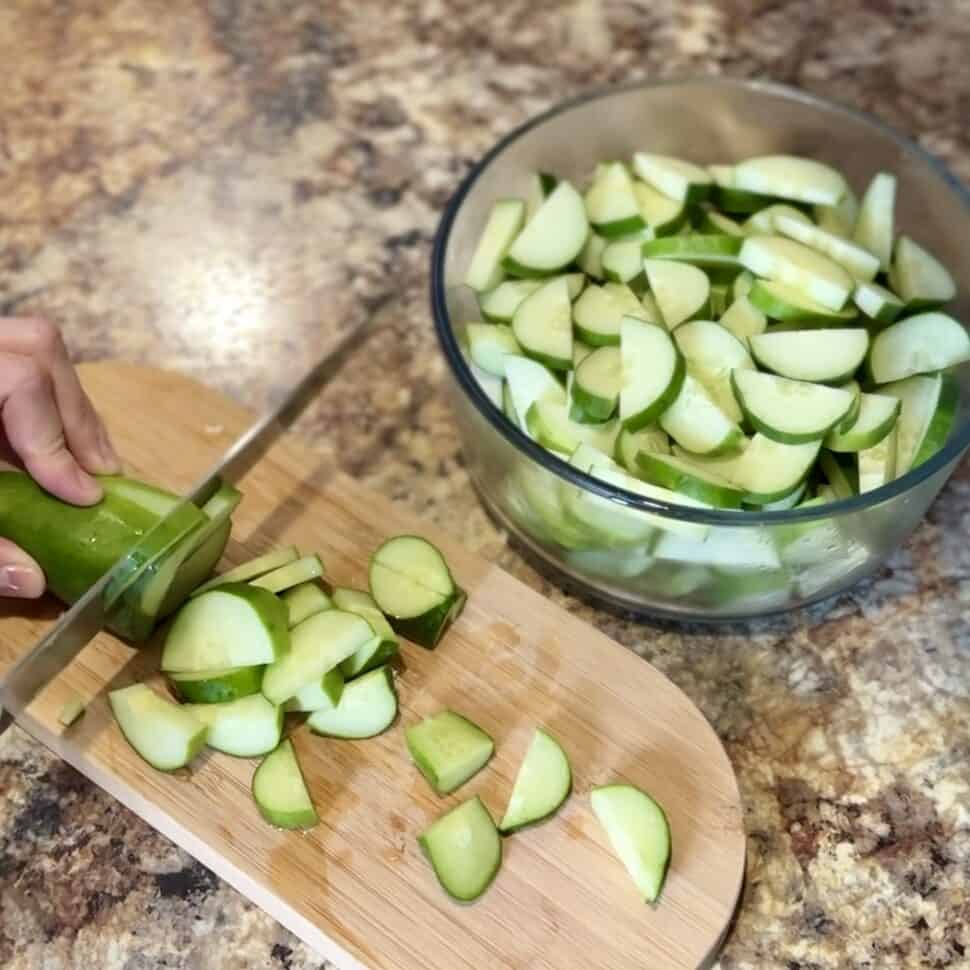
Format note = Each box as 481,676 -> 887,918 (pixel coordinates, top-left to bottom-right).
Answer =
0,362 -> 745,970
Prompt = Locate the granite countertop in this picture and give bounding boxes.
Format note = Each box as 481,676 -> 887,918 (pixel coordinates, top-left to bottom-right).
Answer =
1,1 -> 969,967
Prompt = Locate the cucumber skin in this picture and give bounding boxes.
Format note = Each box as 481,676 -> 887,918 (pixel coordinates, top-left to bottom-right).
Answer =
168,665 -> 265,704
622,351 -> 686,434
385,589 -> 467,650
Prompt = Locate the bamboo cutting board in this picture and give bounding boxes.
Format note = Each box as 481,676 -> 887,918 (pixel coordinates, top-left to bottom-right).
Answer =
0,362 -> 745,970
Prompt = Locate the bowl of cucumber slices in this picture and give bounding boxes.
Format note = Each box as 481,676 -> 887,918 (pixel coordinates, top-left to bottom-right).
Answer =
431,77 -> 970,620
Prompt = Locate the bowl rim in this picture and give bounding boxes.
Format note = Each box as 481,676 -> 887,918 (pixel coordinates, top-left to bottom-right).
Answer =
429,75 -> 970,525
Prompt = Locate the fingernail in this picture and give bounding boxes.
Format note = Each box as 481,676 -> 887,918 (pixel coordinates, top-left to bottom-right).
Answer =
73,464 -> 103,505
0,564 -> 44,598
97,426 -> 121,474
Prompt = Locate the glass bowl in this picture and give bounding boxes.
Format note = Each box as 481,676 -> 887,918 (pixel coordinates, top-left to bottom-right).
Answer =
430,77 -> 970,620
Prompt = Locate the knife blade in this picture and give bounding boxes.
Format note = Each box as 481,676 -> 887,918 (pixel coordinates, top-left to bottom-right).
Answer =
0,318 -> 381,718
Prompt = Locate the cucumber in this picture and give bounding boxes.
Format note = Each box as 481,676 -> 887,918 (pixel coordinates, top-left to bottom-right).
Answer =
261,609 -> 375,706
161,584 -> 290,673
890,236 -> 957,310
853,280 -> 904,325
747,278 -> 857,325
697,207 -> 745,237
512,276 -> 573,371
499,728 -> 571,834
774,212 -> 879,282
251,554 -> 324,594
868,312 -> 970,383
732,155 -> 845,206
193,546 -> 299,597
252,738 -> 318,830
478,279 -> 542,323
571,281 -> 646,346
526,171 -> 558,221
660,375 -> 743,456
642,259 -> 710,329
670,443 -> 746,483
739,236 -> 853,311
307,665 -> 397,738
281,581 -> 332,627
881,373 -> 958,473
655,526 -> 780,572
749,328 -> 868,383
858,425 -> 898,493
619,317 -> 685,431
369,536 -> 466,649
419,797 -> 502,902
578,233 -> 608,279
614,424 -> 670,474
835,379 -> 862,434
565,543 -> 655,581
637,451 -> 744,508
185,693 -> 282,758
503,181 -> 588,277
815,185 -> 859,238
642,234 -> 741,270
585,161 -> 646,237
602,237 -> 646,284
744,204 -> 813,237
406,709 -> 494,795
465,198 -> 525,291
590,784 -> 671,903
708,165 -> 777,214
58,695 -> 86,727
709,282 -> 731,319
674,319 -> 755,424
633,153 -> 712,204
733,269 -> 755,301
504,356 -> 563,435
719,295 -> 767,342
571,345 -> 621,420
824,393 -> 900,452
632,179 -> 687,235
168,665 -> 265,704
819,451 -> 857,499
730,434 -> 821,503
332,587 -> 400,678
284,667 -> 345,713
109,683 -> 207,772
731,370 -> 853,444
466,323 -> 521,376
852,173 -> 895,270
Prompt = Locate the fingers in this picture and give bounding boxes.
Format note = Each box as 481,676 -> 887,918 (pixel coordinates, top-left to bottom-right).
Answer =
0,537 -> 45,598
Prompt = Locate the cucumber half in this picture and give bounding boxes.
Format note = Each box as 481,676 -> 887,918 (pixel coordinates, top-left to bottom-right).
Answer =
281,581 -> 332,628
881,373 -> 958,473
503,181 -> 588,277
186,693 -> 283,758
890,236 -> 956,310
307,665 -> 397,739
774,212 -> 879,282
660,375 -> 743,456
747,278 -> 858,325
852,172 -> 895,271
642,259 -> 710,330
730,434 -> 821,503
406,710 -> 494,796
499,729 -> 572,834
478,279 -> 542,324
284,667 -> 345,713
512,276 -> 574,371
633,153 -> 712,204
466,323 -> 521,377
571,282 -> 646,346
252,739 -> 318,830
192,546 -> 299,597
571,346 -> 621,421
868,312 -> 970,384
465,198 -> 526,291
585,161 -> 646,238
739,235 -> 853,311
632,179 -> 687,235
749,329 -> 868,383
853,281 -> 904,325
619,317 -> 685,431
674,319 -> 754,424
168,664 -> 265,704
251,554 -> 324,594
637,451 -> 744,508
824,393 -> 900,452
732,155 -> 846,206
332,587 -> 400,678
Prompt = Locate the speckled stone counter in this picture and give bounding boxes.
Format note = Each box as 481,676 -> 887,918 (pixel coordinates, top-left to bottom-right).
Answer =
1,2 -> 969,968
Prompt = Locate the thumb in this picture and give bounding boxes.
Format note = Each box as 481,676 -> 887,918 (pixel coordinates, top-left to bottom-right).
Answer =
0,538 -> 45,599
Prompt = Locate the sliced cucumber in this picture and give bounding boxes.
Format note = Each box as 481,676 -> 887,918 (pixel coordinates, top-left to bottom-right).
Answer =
503,181 -> 588,276
632,179 -> 686,235
571,346 -> 621,420
109,683 -> 207,772
732,370 -> 853,444
281,581 -> 332,628
168,665 -> 264,704
261,609 -> 374,706
578,232 -> 608,279
591,784 -> 671,903
251,554 -> 324,594
511,276 -> 573,371
815,185 -> 859,238
406,710 -> 494,795
504,356 -> 562,435
660,375 -> 743,456
654,526 -> 780,572
252,739 -> 318,830
614,424 -> 670,473
642,234 -> 741,269
890,236 -> 957,310
185,693 -> 282,758
709,282 -> 731,319
853,281 -> 904,325
868,312 -> 970,383
749,328 -> 868,383
478,279 -> 542,324
466,323 -> 521,377
747,278 -> 857,325
419,797 -> 502,902
744,203 -> 812,236
836,379 -> 862,433
526,171 -> 558,221
619,317 -> 685,431
369,535 -> 466,649
774,212 -> 879,282
465,199 -> 526,291
719,295 -> 767,342
732,155 -> 845,206
602,237 -> 646,284
530,393 -> 619,455
193,546 -> 299,597
637,451 -> 744,508
733,269 -> 755,301
284,667 -> 345,713
852,173 -> 896,271
571,281 -> 646,346
730,434 -> 821,503
824,393 -> 900,452
881,373 -> 958,473
307,665 -> 397,738
819,451 -> 857,500
633,153 -> 712,204
739,236 -> 853,311
565,543 -> 655,581
697,207 -> 745,237
332,587 -> 400,678
674,319 -> 754,423
642,259 -> 710,330
708,165 -> 777,214
499,729 -> 571,834
161,584 -> 289,673
858,425 -> 898,493
585,161 -> 646,238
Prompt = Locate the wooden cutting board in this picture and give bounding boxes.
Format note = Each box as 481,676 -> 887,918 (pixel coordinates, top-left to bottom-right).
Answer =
0,362 -> 745,970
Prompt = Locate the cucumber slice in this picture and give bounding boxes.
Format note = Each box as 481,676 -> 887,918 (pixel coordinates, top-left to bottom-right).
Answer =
281,581 -> 332,628
109,683 -> 207,772
465,199 -> 526,291
499,728 -> 571,834
614,424 -> 670,474
307,665 -> 397,738
419,797 -> 502,902
747,482 -> 806,511
660,375 -> 743,456
185,693 -> 282,758
252,739 -> 318,830
530,394 -> 619,454
709,283 -> 731,319
824,392 -> 900,452
565,543 -> 655,581
637,452 -> 744,508
643,259 -> 710,329
466,323 -> 521,377
744,203 -> 812,237
739,236 -> 853,311
503,181 -> 588,276
571,346 -> 621,420
708,165 -> 777,214
578,232 -> 608,279
526,171 -> 558,221
169,665 -> 265,704
815,185 -> 859,239
697,207 -> 745,237
406,710 -> 494,795
469,354 -> 508,410
655,526 -> 780,571
732,155 -> 845,206
749,328 -> 868,383
332,587 -> 400,678
633,153 -> 712,204
251,554 -> 324,594
730,434 -> 821,503
58,695 -> 86,727
591,784 -> 671,903
852,173 -> 896,271
858,425 -> 898,493
731,370 -> 853,444
719,295 -> 767,342
674,319 -> 755,423
853,281 -> 903,325
632,179 -> 687,235
819,451 -> 857,499
261,609 -> 375,706
619,317 -> 685,431
585,161 -> 646,238
868,312 -> 970,383
572,282 -> 646,346
774,213 -> 879,282
193,546 -> 299,597
369,536 -> 466,649
161,584 -> 289,673
747,278 -> 857,325
573,341 -> 595,368
284,667 -> 345,713
602,237 -> 646,284
512,276 -> 573,371
504,356 -> 563,435
890,236 -> 957,310
478,280 -> 542,323
733,270 -> 755,302
642,234 -> 741,269
836,379 -> 862,433
880,373 -> 958,472
670,442 -> 746,482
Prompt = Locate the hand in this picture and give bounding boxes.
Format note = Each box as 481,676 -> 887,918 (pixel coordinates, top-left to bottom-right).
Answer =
0,317 -> 120,598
